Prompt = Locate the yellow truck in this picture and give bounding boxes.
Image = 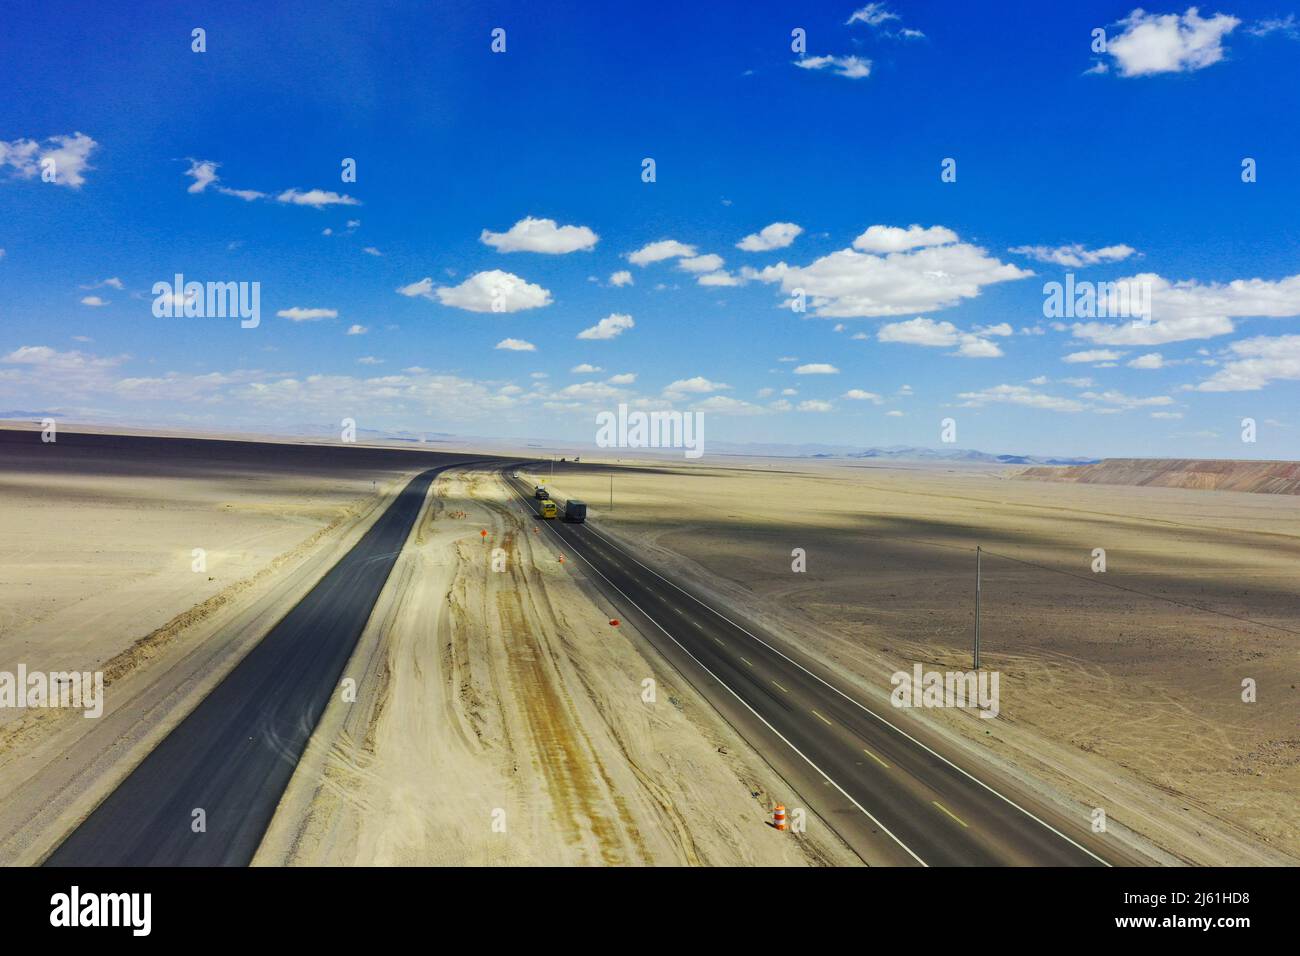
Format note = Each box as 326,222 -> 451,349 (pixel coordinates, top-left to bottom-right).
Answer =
540,499 -> 558,519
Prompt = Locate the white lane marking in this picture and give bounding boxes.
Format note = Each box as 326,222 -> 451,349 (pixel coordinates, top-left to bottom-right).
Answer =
500,473 -> 926,866
580,521 -> 1111,867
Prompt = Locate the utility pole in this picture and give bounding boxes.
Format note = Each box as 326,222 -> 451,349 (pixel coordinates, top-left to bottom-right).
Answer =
973,545 -> 982,670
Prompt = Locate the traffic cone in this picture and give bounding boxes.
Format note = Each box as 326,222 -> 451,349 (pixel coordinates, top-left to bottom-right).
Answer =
773,804 -> 787,831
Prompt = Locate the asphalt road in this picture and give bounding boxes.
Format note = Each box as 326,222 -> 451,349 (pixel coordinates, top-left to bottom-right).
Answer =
46,463 -> 466,866
507,470 -> 1137,867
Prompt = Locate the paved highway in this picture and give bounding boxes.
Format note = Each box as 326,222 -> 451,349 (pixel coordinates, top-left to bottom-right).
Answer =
506,469 -> 1138,867
47,464 -> 468,866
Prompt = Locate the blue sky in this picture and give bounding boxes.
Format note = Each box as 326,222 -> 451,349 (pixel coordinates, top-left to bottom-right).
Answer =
2,0 -> 1300,457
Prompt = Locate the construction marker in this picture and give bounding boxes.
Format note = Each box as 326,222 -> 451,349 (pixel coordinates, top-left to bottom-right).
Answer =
773,805 -> 787,831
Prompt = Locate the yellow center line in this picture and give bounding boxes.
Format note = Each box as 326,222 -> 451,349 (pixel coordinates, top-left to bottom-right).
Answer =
862,748 -> 889,768
771,680 -> 788,693
932,800 -> 969,828
811,709 -> 833,726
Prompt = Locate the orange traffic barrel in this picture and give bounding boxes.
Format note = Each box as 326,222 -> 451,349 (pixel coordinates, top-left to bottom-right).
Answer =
773,804 -> 787,831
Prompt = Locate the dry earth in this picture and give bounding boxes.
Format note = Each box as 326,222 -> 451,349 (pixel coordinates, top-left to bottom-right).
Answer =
257,467 -> 857,866
536,456 -> 1300,866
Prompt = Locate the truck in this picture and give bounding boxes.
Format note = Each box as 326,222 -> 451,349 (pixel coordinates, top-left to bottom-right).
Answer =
563,499 -> 587,523
534,485 -> 549,500
540,499 -> 558,519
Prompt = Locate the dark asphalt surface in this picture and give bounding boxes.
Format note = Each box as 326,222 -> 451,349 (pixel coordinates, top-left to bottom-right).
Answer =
508,470 -> 1135,867
46,464 -> 463,866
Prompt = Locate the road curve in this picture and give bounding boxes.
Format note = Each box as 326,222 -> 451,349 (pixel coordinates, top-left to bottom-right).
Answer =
507,469 -> 1138,867
47,463 -> 468,866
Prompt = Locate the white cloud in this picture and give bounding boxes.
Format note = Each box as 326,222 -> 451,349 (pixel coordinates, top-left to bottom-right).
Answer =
1071,273 -> 1300,345
847,3 -> 898,27
794,363 -> 839,374
664,376 -> 730,395
958,384 -> 1087,413
610,270 -> 633,287
79,295 -> 108,307
628,239 -> 697,266
357,356 -> 383,366
480,216 -> 598,254
401,270 -> 553,313
1128,352 -> 1164,369
571,363 -> 603,373
798,400 -> 834,412
877,317 -> 1006,358
346,324 -> 367,335
1008,243 -> 1137,267
1194,334 -> 1300,391
220,187 -> 266,202
607,372 -> 636,385
495,338 -> 537,351
1103,7 -> 1240,77
1063,349 -> 1123,363
185,159 -> 220,194
853,224 -> 958,253
795,55 -> 872,79
277,307 -> 338,321
679,253 -> 725,273
886,409 -> 904,417
0,132 -> 98,188
275,188 -> 361,208
752,225 -> 1030,318
843,389 -> 883,403
697,270 -> 743,287
737,222 -> 803,252
694,395 -> 765,416
362,246 -> 382,257
577,312 -> 634,340
1079,389 -> 1174,408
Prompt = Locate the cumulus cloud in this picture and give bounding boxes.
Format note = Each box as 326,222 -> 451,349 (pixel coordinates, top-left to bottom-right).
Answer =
697,270 -> 743,287
1072,273 -> 1300,345
577,312 -> 634,340
1128,352 -> 1164,369
399,270 -> 552,313
794,363 -> 839,374
737,222 -> 803,252
571,363 -> 602,374
843,389 -> 883,403
794,54 -> 872,79
607,372 -> 636,385
275,188 -> 360,208
609,270 -> 633,287
495,338 -> 536,351
1194,334 -> 1300,391
751,225 -> 1030,318
346,324 -> 367,335
480,216 -> 598,254
958,384 -> 1087,413
277,307 -> 338,322
854,224 -> 958,253
1008,243 -> 1138,267
877,317 -> 1007,358
1063,349 -> 1123,363
664,376 -> 730,396
628,239 -> 697,266
1101,7 -> 1240,77
0,132 -> 98,188
679,253 -> 725,273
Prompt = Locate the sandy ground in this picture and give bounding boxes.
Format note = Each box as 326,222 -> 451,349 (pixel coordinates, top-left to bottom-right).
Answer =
257,467 -> 857,866
0,428 -> 459,863
533,456 -> 1300,866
